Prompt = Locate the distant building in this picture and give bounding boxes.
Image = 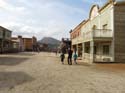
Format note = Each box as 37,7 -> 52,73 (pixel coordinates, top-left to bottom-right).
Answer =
23,36 -> 37,51
11,37 -> 20,53
11,36 -> 37,52
18,35 -> 25,51
70,0 -> 125,63
0,26 -> 12,53
11,35 -> 25,52
39,43 -> 49,51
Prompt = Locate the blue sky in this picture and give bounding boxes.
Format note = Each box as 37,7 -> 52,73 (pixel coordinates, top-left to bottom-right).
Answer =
0,0 -> 108,40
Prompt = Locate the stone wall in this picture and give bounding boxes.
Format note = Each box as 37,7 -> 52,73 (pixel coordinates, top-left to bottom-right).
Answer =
114,4 -> 125,62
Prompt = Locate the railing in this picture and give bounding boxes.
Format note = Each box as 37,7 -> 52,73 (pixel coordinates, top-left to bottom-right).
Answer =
94,54 -> 113,62
83,29 -> 112,40
93,29 -> 112,37
72,36 -> 83,45
83,53 -> 113,62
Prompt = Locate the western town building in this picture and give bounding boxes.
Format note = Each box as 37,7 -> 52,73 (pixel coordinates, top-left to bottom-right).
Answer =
70,0 -> 125,63
0,26 -> 12,53
11,36 -> 37,51
23,36 -> 37,51
11,35 -> 25,52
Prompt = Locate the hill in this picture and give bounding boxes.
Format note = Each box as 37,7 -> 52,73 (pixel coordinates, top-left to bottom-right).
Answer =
39,37 -> 61,45
38,37 -> 61,51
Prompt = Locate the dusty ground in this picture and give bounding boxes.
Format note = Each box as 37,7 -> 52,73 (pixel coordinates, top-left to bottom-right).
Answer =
0,52 -> 125,93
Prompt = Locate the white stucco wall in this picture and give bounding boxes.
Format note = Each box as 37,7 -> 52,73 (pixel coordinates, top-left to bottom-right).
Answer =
81,3 -> 114,42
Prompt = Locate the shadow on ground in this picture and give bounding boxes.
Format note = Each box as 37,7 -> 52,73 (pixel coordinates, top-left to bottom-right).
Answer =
76,62 -> 91,66
0,71 -> 34,89
0,57 -> 29,66
7,52 -> 36,56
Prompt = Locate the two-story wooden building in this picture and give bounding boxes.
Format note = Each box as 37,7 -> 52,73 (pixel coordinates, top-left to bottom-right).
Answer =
23,36 -> 37,51
11,36 -> 37,51
0,26 -> 12,53
70,0 -> 125,63
70,20 -> 86,57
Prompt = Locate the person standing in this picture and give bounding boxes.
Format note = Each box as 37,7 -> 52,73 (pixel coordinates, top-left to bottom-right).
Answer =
55,49 -> 58,56
67,48 -> 73,65
73,52 -> 78,64
60,53 -> 65,64
36,43 -> 40,53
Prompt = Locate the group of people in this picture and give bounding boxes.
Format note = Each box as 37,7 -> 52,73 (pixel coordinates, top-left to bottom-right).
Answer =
60,48 -> 78,65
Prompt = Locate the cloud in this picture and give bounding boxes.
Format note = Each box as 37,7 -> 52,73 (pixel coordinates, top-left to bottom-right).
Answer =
0,0 -> 87,40
82,0 -> 106,6
0,0 -> 7,8
0,0 -> 26,14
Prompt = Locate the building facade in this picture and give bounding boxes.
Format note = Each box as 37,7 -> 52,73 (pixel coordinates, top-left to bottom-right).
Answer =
70,20 -> 86,57
11,35 -> 25,52
23,36 -> 37,51
70,0 -> 125,63
11,36 -> 37,52
0,26 -> 12,53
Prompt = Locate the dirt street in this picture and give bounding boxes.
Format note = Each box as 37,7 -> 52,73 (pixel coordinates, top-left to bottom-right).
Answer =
0,52 -> 125,93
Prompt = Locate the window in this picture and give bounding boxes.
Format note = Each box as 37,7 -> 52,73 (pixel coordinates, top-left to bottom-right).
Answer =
103,45 -> 109,55
94,46 -> 97,54
85,46 -> 90,53
92,25 -> 97,30
78,32 -> 79,36
0,31 -> 3,38
103,24 -> 108,29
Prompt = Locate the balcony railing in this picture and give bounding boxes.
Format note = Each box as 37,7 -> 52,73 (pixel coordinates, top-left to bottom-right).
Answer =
83,29 -> 112,40
93,29 -> 112,37
72,36 -> 83,45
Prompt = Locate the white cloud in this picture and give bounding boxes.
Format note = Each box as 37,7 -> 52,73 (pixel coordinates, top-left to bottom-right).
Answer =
82,0 -> 105,6
0,0 -> 26,14
0,0 -> 7,7
0,0 -> 86,40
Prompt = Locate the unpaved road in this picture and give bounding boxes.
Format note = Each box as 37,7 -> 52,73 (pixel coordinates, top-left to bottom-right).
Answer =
0,52 -> 125,93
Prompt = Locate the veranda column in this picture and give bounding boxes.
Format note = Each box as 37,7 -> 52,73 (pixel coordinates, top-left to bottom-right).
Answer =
76,44 -> 79,56
90,41 -> 94,63
111,40 -> 115,62
82,42 -> 85,59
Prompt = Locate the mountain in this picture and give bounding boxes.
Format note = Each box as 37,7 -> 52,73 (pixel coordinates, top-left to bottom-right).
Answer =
38,37 -> 61,45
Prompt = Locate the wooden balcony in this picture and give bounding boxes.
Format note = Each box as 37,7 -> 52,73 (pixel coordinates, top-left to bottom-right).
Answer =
83,29 -> 112,41
72,36 -> 83,45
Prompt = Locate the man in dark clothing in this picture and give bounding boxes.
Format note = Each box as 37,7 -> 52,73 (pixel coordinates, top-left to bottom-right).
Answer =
67,48 -> 73,65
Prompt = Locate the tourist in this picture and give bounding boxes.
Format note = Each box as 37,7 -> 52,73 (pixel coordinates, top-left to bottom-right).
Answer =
67,48 -> 73,65
36,43 -> 40,53
60,53 -> 65,64
73,52 -> 78,64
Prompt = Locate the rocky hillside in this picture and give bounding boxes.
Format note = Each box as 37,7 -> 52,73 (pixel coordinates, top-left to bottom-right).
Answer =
38,37 -> 61,51
39,37 -> 61,45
